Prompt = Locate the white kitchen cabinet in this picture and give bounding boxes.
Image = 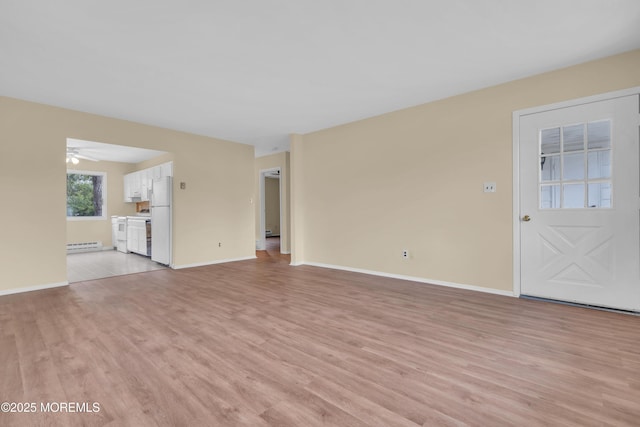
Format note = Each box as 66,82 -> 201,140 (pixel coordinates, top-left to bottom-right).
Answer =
123,174 -> 133,202
124,162 -> 173,203
124,171 -> 141,201
140,169 -> 152,201
131,172 -> 141,198
111,216 -> 118,248
126,218 -> 150,256
151,165 -> 162,180
123,174 -> 129,202
139,172 -> 147,202
126,222 -> 139,253
124,170 -> 144,201
160,162 -> 173,178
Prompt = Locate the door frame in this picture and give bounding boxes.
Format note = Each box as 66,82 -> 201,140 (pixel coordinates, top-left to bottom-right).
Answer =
258,167 -> 282,251
512,86 -> 640,297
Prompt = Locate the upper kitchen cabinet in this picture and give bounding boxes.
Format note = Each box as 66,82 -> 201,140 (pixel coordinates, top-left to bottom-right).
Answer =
123,173 -> 134,202
124,161 -> 173,203
160,162 -> 172,178
123,172 -> 141,202
140,168 -> 152,202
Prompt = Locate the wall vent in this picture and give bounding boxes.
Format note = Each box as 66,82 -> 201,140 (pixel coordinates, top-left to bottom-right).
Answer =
67,241 -> 103,253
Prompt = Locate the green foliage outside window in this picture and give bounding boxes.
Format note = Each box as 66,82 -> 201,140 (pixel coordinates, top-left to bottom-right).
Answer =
67,173 -> 104,217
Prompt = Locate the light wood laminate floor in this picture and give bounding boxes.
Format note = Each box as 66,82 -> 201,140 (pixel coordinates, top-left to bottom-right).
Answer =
1,257 -> 639,426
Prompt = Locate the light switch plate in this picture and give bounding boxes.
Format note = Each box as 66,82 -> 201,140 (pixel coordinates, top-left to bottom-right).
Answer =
483,182 -> 496,193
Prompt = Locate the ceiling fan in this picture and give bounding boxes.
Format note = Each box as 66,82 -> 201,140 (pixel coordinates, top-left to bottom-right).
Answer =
66,147 -> 99,164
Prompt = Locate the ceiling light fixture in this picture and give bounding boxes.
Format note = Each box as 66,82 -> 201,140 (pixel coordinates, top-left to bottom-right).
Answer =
66,147 -> 99,163
66,154 -> 80,164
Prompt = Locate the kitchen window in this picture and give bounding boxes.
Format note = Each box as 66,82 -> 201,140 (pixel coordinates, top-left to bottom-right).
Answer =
67,171 -> 107,219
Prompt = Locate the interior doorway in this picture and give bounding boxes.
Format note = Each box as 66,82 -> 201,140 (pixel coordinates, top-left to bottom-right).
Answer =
258,167 -> 282,253
65,138 -> 171,283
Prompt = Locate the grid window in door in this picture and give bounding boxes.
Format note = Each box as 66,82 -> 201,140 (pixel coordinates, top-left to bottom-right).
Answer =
539,120 -> 612,209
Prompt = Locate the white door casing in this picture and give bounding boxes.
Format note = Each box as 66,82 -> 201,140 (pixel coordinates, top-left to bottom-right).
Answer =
258,167 -> 282,251
518,94 -> 640,311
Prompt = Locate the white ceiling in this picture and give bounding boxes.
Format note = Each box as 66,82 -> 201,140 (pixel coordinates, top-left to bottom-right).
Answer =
67,138 -> 167,163
3,1 -> 640,157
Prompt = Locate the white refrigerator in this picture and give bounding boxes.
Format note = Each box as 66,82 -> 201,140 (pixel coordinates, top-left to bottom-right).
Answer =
151,176 -> 172,265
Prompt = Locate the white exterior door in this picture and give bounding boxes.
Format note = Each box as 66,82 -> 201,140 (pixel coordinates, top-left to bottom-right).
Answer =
519,95 -> 640,311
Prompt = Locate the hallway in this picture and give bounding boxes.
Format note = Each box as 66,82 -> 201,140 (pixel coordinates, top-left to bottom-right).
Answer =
257,236 -> 290,263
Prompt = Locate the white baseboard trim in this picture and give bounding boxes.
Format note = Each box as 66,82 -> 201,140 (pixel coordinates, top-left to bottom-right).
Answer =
173,256 -> 257,270
298,262 -> 514,297
0,281 -> 69,297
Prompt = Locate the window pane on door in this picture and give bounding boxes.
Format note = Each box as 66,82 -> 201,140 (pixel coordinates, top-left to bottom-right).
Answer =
588,183 -> 612,208
541,184 -> 561,209
541,128 -> 561,154
563,124 -> 584,152
588,151 -> 611,179
563,184 -> 584,208
541,155 -> 560,181
587,120 -> 611,149
563,153 -> 585,180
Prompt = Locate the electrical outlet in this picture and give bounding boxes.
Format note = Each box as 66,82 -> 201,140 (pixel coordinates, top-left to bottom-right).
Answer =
402,250 -> 409,259
180,182 -> 186,190
218,242 -> 222,247
483,182 -> 496,193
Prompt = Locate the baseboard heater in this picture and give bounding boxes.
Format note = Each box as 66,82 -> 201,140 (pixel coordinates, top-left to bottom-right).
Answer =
67,241 -> 103,253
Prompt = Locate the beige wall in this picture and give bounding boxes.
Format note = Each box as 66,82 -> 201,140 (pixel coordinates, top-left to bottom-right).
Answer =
0,97 -> 255,293
265,177 -> 280,235
255,152 -> 290,253
290,134 -> 304,264
136,152 -> 174,171
66,160 -> 136,247
291,49 -> 640,292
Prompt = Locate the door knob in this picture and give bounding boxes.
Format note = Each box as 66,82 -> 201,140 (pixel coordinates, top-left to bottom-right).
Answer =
522,215 -> 531,222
